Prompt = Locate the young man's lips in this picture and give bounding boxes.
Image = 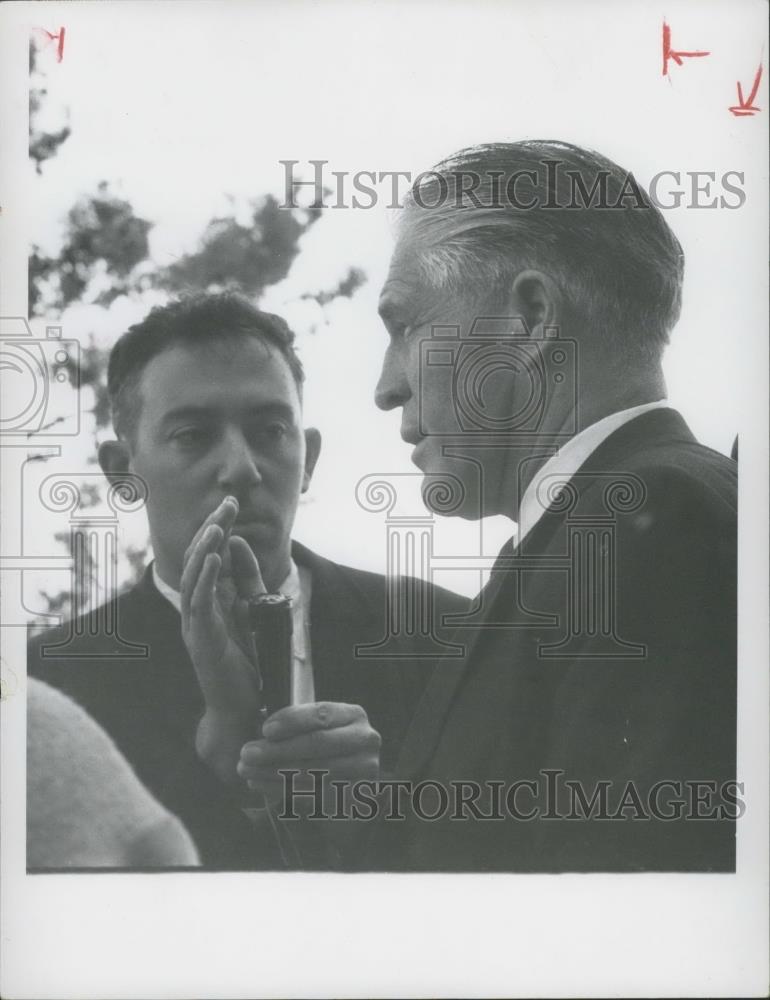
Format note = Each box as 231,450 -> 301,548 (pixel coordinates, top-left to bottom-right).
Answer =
234,513 -> 272,527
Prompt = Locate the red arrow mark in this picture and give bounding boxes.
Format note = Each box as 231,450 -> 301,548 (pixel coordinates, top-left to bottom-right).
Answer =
729,62 -> 763,116
662,20 -> 710,76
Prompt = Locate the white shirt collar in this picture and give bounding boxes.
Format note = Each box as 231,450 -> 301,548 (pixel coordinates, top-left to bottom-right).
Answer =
516,400 -> 671,545
152,564 -> 183,613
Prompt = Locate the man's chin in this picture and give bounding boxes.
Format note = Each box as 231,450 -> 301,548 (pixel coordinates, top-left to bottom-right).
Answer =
414,438 -> 506,520
420,470 -> 482,520
231,520 -> 277,547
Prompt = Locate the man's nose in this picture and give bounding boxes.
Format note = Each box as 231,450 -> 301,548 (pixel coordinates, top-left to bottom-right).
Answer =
374,343 -> 411,412
217,428 -> 262,492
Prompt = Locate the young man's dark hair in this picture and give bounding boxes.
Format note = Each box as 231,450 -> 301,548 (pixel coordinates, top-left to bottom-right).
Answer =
107,291 -> 304,443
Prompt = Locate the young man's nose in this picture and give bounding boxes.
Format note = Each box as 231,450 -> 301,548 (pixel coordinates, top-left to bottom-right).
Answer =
374,344 -> 411,411
216,428 -> 263,492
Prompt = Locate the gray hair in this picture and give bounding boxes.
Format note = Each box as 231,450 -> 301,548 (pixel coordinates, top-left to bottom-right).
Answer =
399,141 -> 684,365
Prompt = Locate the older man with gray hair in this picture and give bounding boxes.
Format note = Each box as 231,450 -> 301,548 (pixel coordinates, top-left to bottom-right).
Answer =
364,140 -> 737,872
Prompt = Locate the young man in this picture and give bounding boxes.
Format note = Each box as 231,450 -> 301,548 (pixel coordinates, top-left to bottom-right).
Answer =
29,292 -> 465,869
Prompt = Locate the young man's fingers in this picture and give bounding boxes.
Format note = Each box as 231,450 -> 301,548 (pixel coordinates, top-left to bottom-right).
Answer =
240,720 -> 380,766
183,502 -> 223,566
180,523 -> 223,620
219,521 -> 235,577
242,752 -> 379,786
183,497 -> 238,567
262,702 -> 366,741
188,551 -> 221,630
229,534 -> 267,601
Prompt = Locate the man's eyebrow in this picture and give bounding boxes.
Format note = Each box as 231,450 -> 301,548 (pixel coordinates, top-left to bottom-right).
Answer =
159,402 -> 296,426
379,297 -> 442,335
159,406 -> 215,427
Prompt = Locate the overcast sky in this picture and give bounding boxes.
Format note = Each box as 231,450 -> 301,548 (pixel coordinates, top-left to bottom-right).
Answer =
12,0 -> 770,600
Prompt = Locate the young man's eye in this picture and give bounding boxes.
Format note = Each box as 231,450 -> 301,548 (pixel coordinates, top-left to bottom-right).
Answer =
171,427 -> 209,448
259,421 -> 290,441
243,420 -> 291,446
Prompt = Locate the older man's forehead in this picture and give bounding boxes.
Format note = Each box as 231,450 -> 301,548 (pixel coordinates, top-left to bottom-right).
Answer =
378,249 -> 431,316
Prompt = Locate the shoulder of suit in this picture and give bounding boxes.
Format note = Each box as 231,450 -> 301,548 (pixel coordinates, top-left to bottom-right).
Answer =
624,441 -> 736,515
293,541 -> 466,611
591,409 -> 736,513
610,448 -> 737,562
338,561 -> 466,610
27,575 -> 157,667
630,434 -> 736,475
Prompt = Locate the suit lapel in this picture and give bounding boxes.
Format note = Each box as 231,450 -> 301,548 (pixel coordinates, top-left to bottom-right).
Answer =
393,407 -> 697,779
394,537 -> 518,779
132,566 -> 207,721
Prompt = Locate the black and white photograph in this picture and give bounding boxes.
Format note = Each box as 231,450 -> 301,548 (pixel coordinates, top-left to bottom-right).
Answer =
0,1 -> 767,996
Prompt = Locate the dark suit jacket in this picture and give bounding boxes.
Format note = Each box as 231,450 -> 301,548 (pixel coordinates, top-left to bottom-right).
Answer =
365,409 -> 737,872
29,540 -> 466,870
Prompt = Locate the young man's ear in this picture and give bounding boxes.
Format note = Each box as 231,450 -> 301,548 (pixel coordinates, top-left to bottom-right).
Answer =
302,428 -> 322,493
98,439 -> 133,479
509,269 -> 562,335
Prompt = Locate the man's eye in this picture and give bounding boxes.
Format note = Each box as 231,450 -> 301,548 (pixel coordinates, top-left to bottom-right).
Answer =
386,324 -> 409,345
401,321 -> 424,341
171,427 -> 208,448
254,422 -> 290,442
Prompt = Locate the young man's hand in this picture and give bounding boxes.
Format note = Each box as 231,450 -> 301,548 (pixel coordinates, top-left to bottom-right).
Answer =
237,701 -> 382,812
180,496 -> 265,784
181,499 -> 383,815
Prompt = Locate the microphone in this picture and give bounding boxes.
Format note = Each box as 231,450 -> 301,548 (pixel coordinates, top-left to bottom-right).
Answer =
248,593 -> 294,718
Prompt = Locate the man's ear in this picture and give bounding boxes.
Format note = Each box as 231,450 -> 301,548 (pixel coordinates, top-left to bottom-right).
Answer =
509,269 -> 562,335
98,439 -> 133,479
302,428 -> 322,493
